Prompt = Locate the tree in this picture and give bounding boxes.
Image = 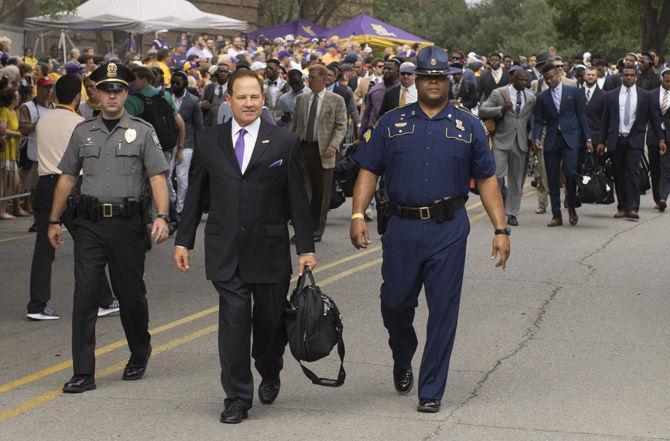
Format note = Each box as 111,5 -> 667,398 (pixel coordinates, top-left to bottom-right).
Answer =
640,0 -> 670,54
0,0 -> 81,24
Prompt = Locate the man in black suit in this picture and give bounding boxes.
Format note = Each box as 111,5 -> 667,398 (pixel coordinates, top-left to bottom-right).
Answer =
647,66 -> 670,210
380,61 -> 417,116
327,62 -> 360,133
448,63 -> 479,110
479,53 -> 510,102
582,66 -> 606,172
174,70 -> 316,424
594,58 -> 622,92
596,66 -> 666,219
638,52 -> 661,91
201,63 -> 230,126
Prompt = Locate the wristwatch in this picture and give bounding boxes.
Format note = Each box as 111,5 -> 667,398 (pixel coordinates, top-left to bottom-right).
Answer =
156,213 -> 170,222
494,227 -> 511,236
48,219 -> 61,225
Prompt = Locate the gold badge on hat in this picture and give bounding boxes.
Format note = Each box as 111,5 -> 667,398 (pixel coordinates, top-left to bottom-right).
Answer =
107,63 -> 118,78
125,128 -> 137,143
431,58 -> 437,66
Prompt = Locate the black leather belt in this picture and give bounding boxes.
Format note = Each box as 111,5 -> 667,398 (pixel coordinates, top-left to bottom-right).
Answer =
96,202 -> 142,218
389,197 -> 466,222
618,133 -> 630,139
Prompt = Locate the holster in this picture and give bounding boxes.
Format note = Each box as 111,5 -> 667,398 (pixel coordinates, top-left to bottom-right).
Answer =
66,194 -> 80,218
432,197 -> 455,223
84,195 -> 100,221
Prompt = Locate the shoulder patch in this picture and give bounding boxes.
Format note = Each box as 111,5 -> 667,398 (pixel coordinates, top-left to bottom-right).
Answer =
364,129 -> 372,143
151,132 -> 163,150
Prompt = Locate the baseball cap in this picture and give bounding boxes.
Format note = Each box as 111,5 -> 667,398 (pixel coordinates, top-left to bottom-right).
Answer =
36,77 -> 54,87
277,50 -> 291,59
285,34 -> 295,41
65,61 -> 85,75
250,61 -> 266,71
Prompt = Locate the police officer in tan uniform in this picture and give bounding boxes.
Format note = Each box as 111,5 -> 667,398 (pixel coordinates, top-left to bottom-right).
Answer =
48,62 -> 170,393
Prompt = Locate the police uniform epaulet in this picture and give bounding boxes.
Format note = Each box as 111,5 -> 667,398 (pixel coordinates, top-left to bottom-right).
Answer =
74,117 -> 97,129
454,104 -> 479,121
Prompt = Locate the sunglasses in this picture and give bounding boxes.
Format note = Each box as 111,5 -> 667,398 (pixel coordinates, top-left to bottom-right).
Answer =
400,72 -> 414,76
555,64 -> 564,68
375,64 -> 384,68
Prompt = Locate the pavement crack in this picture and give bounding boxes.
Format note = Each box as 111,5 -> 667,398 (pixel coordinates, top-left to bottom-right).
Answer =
449,283 -> 563,416
577,214 -> 662,276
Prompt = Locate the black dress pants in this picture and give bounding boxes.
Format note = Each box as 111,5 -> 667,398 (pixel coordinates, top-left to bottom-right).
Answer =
27,175 -> 114,314
212,274 -> 289,410
648,144 -> 662,203
71,214 -> 150,376
613,139 -> 643,212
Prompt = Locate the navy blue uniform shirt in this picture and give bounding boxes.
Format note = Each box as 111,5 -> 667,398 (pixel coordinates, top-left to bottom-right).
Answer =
354,101 -> 495,206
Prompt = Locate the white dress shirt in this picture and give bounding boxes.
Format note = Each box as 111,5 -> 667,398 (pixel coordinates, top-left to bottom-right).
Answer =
618,85 -> 638,134
584,84 -> 597,103
305,88 -> 327,137
172,91 -> 185,112
659,87 -> 670,114
231,117 -> 261,174
507,85 -> 525,112
492,68 -> 503,84
551,82 -> 563,113
399,84 -> 417,106
596,76 -> 606,90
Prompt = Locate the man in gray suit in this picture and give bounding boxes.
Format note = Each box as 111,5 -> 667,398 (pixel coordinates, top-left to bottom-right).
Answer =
171,71 -> 204,216
479,68 -> 536,226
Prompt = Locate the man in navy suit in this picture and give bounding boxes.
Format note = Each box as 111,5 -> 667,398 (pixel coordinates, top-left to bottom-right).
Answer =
646,66 -> 670,211
596,65 -> 666,219
174,70 -> 316,424
533,63 -> 592,226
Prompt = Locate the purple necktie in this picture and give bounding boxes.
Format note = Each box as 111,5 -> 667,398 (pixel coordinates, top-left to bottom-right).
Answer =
235,128 -> 246,170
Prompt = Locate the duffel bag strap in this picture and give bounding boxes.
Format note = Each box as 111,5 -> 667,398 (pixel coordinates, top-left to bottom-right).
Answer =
297,334 -> 346,387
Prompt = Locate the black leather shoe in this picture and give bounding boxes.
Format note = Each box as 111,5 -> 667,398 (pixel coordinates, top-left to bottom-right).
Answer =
220,407 -> 248,424
63,375 -> 96,393
507,215 -> 518,226
122,347 -> 151,381
547,217 -> 563,227
568,210 -> 578,226
393,368 -> 413,394
258,378 -> 281,405
417,398 -> 441,413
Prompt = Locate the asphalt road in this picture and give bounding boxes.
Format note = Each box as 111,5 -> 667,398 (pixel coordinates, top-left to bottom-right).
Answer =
1,188 -> 669,441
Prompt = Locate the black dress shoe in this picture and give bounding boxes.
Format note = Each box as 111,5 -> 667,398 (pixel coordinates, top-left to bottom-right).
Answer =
258,378 -> 281,405
220,407 -> 248,424
393,368 -> 413,394
63,375 -> 96,393
417,398 -> 441,413
507,215 -> 518,226
122,347 -> 151,381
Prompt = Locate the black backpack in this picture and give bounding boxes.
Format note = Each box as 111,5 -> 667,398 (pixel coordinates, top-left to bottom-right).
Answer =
285,269 -> 345,387
135,92 -> 178,149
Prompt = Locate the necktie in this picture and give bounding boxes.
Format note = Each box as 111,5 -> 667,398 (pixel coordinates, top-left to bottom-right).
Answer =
662,90 -> 669,114
305,93 -> 319,142
586,88 -> 591,103
552,87 -> 560,112
515,89 -> 522,113
217,86 -> 223,98
268,80 -> 277,86
234,128 -> 246,170
400,87 -> 408,106
624,88 -> 631,127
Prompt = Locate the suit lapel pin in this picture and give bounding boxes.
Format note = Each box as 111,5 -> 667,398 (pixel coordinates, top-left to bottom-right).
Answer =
261,139 -> 270,144
455,119 -> 465,131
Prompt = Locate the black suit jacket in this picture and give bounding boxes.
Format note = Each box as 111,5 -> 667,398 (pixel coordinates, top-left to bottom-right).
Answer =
599,86 -> 662,151
647,87 -> 670,145
175,119 -> 314,283
479,69 -> 511,102
584,86 -> 606,141
448,77 -> 479,110
379,85 -> 401,116
603,74 -> 622,92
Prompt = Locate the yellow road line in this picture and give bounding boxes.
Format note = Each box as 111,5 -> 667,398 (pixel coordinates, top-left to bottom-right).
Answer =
0,325 -> 218,423
0,185 -> 527,395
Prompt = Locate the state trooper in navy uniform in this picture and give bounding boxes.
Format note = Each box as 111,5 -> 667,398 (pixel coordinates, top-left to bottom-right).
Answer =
47,62 -> 171,393
350,46 -> 510,413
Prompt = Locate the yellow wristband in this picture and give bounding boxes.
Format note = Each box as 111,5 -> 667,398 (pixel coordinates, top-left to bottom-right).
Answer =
351,213 -> 365,220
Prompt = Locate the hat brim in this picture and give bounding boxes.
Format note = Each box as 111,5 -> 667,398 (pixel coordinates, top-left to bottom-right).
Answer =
416,66 -> 461,76
96,80 -> 128,92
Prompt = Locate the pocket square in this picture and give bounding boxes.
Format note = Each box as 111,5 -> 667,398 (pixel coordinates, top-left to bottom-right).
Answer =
269,159 -> 284,168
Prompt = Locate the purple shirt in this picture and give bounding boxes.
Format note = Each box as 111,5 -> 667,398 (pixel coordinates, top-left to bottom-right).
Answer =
361,79 -> 400,134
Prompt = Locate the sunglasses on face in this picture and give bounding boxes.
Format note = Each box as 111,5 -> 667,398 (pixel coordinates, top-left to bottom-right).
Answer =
375,64 -> 384,68
400,72 -> 414,76
555,64 -> 564,68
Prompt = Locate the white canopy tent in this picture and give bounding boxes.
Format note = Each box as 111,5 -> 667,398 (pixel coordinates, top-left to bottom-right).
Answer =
24,0 -> 248,34
25,0 -> 248,61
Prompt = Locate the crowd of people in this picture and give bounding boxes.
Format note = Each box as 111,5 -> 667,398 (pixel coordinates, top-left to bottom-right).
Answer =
2,23 -> 669,421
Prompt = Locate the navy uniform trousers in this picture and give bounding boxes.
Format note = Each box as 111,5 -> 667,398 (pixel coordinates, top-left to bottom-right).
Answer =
380,210 -> 470,401
72,214 -> 151,376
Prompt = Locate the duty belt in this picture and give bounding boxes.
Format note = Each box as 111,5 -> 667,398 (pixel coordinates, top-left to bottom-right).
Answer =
389,196 -> 466,223
95,203 -> 142,218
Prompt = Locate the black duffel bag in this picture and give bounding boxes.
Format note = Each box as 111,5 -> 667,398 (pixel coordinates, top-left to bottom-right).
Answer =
577,154 -> 613,204
638,154 -> 651,192
330,177 -> 346,209
285,268 -> 345,387
334,155 -> 359,197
